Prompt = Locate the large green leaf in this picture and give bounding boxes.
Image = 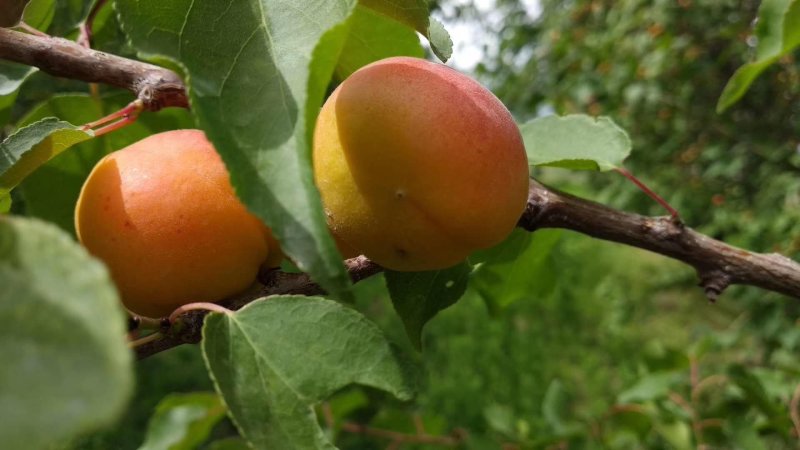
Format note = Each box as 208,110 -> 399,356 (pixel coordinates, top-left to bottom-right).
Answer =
202,296 -> 417,450
335,4 -> 424,79
138,393 -> 227,450
115,0 -> 360,299
384,262 -> 471,350
717,0 -> 800,112
0,117 -> 93,196
0,216 -> 132,450
17,93 -> 193,234
519,114 -> 632,171
617,371 -> 681,404
21,0 -> 56,31
360,0 -> 452,61
470,229 -> 561,312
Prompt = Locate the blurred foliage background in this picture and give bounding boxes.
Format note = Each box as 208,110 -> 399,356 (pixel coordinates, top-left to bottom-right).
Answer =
5,0 -> 800,448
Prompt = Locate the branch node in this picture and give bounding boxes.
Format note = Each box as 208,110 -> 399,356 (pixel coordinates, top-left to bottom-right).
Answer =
698,270 -> 731,303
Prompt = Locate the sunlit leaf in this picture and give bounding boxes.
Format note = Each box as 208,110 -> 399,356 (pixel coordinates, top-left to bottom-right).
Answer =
202,296 -> 417,449
0,117 -> 93,197
0,216 -> 132,450
0,193 -> 9,212
138,393 -> 226,450
519,114 -> 632,171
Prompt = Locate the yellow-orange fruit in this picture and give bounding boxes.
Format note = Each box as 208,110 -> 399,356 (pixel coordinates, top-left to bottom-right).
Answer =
76,129 -> 274,317
313,57 -> 529,271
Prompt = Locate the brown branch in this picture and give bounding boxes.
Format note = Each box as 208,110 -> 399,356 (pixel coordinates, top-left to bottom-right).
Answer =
339,421 -> 464,447
3,26 -> 800,359
519,179 -> 800,301
132,256 -> 382,359
0,27 -> 187,111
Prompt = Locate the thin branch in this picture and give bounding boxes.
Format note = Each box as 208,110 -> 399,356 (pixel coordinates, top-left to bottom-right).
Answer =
791,382 -> 800,439
132,257 -> 381,359
519,180 -> 800,301
339,422 -> 463,447
0,28 -> 187,110
2,26 -> 800,358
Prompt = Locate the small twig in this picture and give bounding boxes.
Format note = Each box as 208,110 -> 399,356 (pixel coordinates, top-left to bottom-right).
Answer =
691,374 -> 728,403
128,332 -> 163,348
0,28 -> 188,111
790,382 -> 800,439
616,167 -> 681,220
76,0 -> 109,49
168,302 -> 232,324
340,422 -> 462,447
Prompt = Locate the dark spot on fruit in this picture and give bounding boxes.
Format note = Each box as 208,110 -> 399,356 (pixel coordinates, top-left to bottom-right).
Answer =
394,246 -> 408,258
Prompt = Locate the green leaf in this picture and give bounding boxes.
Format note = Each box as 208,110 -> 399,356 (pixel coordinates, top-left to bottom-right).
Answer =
22,0 -> 56,31
519,114 -> 632,171
336,5 -> 424,79
206,438 -> 252,450
726,416 -> 768,450
541,379 -> 570,433
727,364 -> 791,431
0,0 -> 29,27
138,393 -> 227,450
16,93 -> 193,235
470,229 -> 561,311
0,216 -> 132,450
654,420 -> 692,450
617,371 -> 681,404
0,117 -> 93,197
385,262 -> 470,350
0,61 -> 37,128
202,296 -> 417,450
116,0 -> 358,299
360,0 -> 452,61
717,0 -> 800,112
0,193 -> 9,212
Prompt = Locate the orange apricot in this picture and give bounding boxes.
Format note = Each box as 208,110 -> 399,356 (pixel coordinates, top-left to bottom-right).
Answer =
76,129 -> 275,317
313,57 -> 529,271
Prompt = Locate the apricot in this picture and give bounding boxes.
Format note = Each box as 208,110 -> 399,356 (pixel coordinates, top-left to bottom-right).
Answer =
313,57 -> 529,271
75,129 -> 276,317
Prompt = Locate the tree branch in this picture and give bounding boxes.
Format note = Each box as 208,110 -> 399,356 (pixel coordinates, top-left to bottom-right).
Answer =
3,26 -> 799,359
0,28 -> 187,110
519,180 -> 800,300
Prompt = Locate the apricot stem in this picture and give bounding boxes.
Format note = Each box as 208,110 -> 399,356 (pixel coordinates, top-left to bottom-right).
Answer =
81,99 -> 143,136
615,167 -> 680,220
128,332 -> 163,348
169,302 -> 233,324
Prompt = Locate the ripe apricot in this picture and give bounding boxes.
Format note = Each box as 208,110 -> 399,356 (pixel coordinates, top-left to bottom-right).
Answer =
76,129 -> 275,317
313,57 -> 529,271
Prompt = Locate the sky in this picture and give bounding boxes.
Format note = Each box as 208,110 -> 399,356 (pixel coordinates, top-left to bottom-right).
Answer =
432,0 -> 542,71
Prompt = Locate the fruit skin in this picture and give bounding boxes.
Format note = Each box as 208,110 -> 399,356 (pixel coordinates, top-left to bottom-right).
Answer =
76,129 -> 274,317
313,57 -> 529,271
